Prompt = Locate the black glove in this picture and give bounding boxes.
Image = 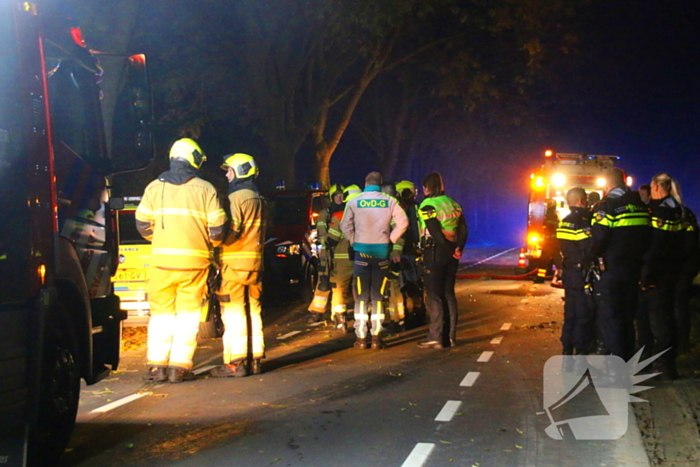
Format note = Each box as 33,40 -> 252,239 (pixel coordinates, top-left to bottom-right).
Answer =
347,245 -> 355,261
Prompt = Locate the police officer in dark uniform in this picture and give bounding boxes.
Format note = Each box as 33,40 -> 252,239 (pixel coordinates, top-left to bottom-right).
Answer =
417,172 -> 468,349
591,168 -> 650,359
556,187 -> 595,355
641,173 -> 685,378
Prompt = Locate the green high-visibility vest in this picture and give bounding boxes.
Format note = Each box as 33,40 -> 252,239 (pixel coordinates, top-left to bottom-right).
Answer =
418,195 -> 462,237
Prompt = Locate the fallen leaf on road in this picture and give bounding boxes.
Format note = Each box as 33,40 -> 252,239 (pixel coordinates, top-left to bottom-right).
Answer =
515,445 -> 523,449
440,440 -> 451,444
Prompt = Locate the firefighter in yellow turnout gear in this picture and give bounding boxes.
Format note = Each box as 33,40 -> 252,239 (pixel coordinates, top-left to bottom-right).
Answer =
211,153 -> 267,378
136,139 -> 227,383
308,184 -> 359,332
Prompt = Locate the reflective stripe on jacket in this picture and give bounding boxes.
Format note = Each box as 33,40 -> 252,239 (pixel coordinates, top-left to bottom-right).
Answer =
591,186 -> 650,271
220,188 -> 266,272
136,177 -> 226,269
418,195 -> 463,241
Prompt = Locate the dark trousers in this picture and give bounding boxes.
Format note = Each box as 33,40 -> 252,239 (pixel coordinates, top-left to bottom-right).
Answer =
674,274 -> 694,354
353,256 -> 389,337
561,287 -> 595,353
646,277 -> 678,363
594,271 -> 638,359
423,254 -> 459,344
635,289 -> 653,358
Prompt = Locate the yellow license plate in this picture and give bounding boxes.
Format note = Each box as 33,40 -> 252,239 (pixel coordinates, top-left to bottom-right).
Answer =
115,270 -> 147,282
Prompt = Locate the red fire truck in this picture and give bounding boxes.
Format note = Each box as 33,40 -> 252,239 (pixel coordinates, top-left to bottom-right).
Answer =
525,150 -> 629,272
0,2 -> 153,465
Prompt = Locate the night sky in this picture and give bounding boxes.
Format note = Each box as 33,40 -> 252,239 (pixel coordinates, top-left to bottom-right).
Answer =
383,0 -> 700,246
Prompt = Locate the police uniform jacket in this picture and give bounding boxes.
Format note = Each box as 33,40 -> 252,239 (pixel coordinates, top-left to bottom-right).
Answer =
591,186 -> 650,273
641,195 -> 684,287
418,194 -> 468,264
680,207 -> 700,277
220,185 -> 266,272
136,165 -> 226,269
556,207 -> 592,289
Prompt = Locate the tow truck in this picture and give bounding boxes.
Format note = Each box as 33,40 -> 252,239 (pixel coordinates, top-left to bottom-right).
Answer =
0,2 -> 153,465
525,150 -> 631,271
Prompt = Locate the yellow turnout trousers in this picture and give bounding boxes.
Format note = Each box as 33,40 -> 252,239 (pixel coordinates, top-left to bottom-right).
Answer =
146,267 -> 208,370
219,268 -> 264,363
386,276 -> 405,324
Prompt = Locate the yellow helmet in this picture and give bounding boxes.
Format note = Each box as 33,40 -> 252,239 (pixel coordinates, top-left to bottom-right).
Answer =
329,184 -> 344,201
169,138 -> 206,169
343,184 -> 362,203
396,180 -> 416,197
221,153 -> 258,179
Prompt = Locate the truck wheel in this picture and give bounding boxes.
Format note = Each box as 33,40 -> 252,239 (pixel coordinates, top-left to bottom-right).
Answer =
28,317 -> 80,466
198,295 -> 224,339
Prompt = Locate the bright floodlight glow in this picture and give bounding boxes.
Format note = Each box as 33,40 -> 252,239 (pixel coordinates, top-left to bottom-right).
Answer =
626,176 -> 633,187
528,234 -> 540,244
596,177 -> 606,187
551,173 -> 566,187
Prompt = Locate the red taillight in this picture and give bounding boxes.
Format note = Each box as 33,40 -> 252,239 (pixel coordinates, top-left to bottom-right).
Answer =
70,27 -> 86,47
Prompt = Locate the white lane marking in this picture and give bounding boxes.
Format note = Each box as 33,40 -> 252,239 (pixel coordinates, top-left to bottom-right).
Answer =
490,336 -> 503,345
460,371 -> 480,387
500,322 -> 512,331
90,392 -> 150,414
401,443 -> 435,467
477,351 -> 494,362
461,246 -> 518,270
277,330 -> 302,340
435,400 -> 462,422
193,364 -> 217,375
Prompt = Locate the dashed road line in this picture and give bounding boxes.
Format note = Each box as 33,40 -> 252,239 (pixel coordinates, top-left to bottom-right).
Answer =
90,392 -> 150,414
500,322 -> 512,331
435,400 -> 462,422
490,336 -> 503,345
401,443 -> 435,467
460,371 -> 480,387
277,330 -> 302,340
477,351 -> 494,362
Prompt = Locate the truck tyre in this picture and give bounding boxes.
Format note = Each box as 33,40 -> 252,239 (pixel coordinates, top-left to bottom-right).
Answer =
28,313 -> 80,466
198,295 -> 224,339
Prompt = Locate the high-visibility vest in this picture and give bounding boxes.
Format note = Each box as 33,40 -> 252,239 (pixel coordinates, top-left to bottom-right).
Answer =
418,195 -> 462,238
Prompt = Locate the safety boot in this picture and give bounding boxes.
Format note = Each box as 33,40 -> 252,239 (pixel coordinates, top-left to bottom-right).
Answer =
371,335 -> 386,350
307,312 -> 324,324
334,313 -> 350,333
211,362 -> 249,378
167,367 -> 195,383
353,337 -> 368,350
143,367 -> 167,382
251,359 -> 262,375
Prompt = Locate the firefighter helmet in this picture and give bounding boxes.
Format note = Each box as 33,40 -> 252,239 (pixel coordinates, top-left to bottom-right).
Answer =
170,138 -> 206,169
396,180 -> 416,198
343,184 -> 362,203
329,184 -> 344,201
221,153 -> 258,179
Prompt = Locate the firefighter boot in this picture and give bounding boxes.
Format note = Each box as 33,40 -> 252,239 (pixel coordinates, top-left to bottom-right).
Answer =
354,337 -> 369,350
143,366 -> 167,382
167,367 -> 195,383
371,334 -> 386,350
334,312 -> 350,333
211,362 -> 249,378
307,312 -> 325,324
251,359 -> 262,375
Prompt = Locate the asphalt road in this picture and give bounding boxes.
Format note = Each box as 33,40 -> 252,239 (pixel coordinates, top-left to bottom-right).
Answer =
61,248 -> 652,467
